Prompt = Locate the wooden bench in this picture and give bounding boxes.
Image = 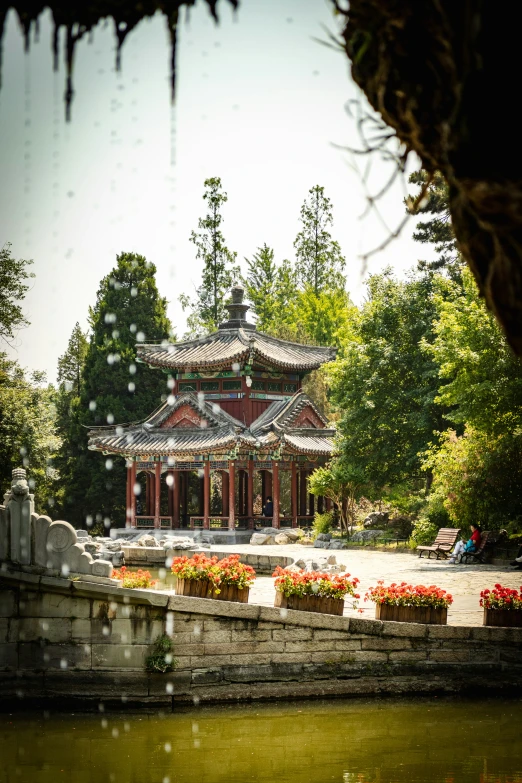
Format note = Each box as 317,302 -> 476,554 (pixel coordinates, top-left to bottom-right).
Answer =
458,531 -> 490,564
417,528 -> 461,559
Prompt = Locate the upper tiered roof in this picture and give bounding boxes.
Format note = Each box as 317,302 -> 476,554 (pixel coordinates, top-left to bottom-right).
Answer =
137,284 -> 336,373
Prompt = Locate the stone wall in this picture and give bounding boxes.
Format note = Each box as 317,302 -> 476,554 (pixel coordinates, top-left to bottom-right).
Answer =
1,567 -> 522,708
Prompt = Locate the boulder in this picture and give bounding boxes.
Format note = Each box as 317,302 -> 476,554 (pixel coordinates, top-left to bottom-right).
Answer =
283,563 -> 303,573
194,532 -> 213,545
316,533 -> 332,541
294,559 -> 307,569
250,533 -> 270,546
104,541 -> 122,552
260,527 -> 280,536
274,533 -> 290,545
313,539 -> 330,549
111,551 -> 124,567
363,512 -> 389,528
84,542 -> 99,555
326,554 -> 337,565
138,535 -> 158,548
351,529 -> 385,542
284,529 -> 303,542
329,540 -> 346,550
75,529 -> 89,539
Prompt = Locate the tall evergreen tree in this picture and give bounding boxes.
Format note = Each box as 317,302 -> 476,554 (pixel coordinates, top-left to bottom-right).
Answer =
244,244 -> 279,332
181,177 -> 239,334
60,252 -> 173,527
294,185 -> 346,294
57,322 -> 89,396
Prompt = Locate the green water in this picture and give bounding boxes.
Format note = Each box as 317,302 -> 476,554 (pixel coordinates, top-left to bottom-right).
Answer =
1,698 -> 522,783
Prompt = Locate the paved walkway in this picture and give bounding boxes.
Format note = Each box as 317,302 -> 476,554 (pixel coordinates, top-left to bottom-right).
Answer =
214,544 -> 522,626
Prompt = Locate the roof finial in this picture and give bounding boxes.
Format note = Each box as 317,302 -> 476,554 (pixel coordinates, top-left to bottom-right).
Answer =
219,284 -> 256,331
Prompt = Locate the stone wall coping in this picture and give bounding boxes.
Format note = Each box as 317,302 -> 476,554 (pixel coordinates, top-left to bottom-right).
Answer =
3,566 -> 522,643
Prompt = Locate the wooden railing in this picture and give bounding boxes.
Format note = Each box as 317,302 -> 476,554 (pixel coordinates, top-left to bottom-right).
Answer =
135,516 -> 172,529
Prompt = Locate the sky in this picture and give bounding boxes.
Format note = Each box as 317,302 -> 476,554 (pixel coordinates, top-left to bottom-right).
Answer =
0,0 -> 429,383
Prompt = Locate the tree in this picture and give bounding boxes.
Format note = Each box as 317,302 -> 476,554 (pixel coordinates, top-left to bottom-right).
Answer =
244,244 -> 280,332
294,185 -> 346,295
60,252 -> 173,527
296,286 -> 358,351
330,269 -> 444,496
0,353 -> 59,512
308,459 -> 367,535
406,171 -> 462,280
0,243 -> 34,343
181,177 -> 239,334
57,322 -> 89,396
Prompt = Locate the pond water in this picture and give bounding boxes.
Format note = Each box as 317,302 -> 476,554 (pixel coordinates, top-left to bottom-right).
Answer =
1,698 -> 522,783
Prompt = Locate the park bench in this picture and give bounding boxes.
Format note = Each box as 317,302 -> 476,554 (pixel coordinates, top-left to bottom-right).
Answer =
417,528 -> 461,559
457,531 -> 491,564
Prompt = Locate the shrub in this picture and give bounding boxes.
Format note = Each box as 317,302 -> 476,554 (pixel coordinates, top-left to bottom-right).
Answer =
410,516 -> 440,545
145,634 -> 177,673
112,566 -> 157,589
313,512 -> 333,539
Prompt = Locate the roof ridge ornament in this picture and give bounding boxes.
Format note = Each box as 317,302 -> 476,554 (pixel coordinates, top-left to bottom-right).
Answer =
218,284 -> 256,332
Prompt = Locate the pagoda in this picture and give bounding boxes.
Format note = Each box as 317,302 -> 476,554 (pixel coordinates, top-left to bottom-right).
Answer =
88,285 -> 337,531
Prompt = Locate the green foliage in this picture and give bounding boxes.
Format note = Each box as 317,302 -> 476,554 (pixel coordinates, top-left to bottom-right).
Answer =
145,634 -> 177,674
58,252 -> 172,527
0,354 -> 59,513
296,286 -> 358,352
329,269 -> 443,495
410,516 -> 442,545
244,245 -> 297,335
57,322 -> 89,396
308,460 -> 367,534
0,243 -> 34,343
312,511 -> 333,538
406,171 -> 462,280
294,185 -> 346,295
182,177 -> 239,334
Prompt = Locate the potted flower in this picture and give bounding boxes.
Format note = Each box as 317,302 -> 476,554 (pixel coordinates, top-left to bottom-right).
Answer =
365,581 -> 453,625
171,553 -> 255,603
480,584 -> 522,627
272,567 -> 360,616
112,566 -> 157,589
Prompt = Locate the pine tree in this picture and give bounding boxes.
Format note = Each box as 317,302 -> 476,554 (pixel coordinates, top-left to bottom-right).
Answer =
181,177 -> 239,334
406,171 -> 462,279
245,245 -> 278,332
60,252 -> 173,528
294,185 -> 346,294
57,322 -> 89,396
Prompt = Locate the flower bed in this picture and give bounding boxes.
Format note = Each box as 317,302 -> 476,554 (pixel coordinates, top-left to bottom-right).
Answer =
272,567 -> 360,616
112,566 -> 157,589
480,584 -> 522,627
171,553 -> 255,603
365,581 -> 453,625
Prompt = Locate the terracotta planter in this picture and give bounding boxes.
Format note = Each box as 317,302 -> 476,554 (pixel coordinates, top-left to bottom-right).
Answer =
175,578 -> 249,604
483,608 -> 522,627
375,604 -> 448,625
274,591 -> 344,616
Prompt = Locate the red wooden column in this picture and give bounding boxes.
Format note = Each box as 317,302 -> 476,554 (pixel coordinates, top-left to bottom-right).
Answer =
126,463 -> 132,526
173,469 -> 180,528
228,461 -> 235,530
325,497 -> 332,513
203,460 -> 210,529
247,458 -> 254,529
130,460 -> 137,527
222,470 -> 229,518
167,470 -> 173,521
272,461 -> 280,528
154,461 -> 161,528
291,461 -> 298,527
238,470 -> 244,518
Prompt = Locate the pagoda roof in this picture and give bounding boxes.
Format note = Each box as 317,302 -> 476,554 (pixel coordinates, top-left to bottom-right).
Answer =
88,391 -> 335,458
136,328 -> 336,373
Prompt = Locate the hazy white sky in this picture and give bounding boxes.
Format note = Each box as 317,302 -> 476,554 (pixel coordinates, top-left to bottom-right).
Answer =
0,0 -> 428,382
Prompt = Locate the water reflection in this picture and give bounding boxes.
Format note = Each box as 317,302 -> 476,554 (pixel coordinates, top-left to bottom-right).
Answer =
1,698 -> 522,783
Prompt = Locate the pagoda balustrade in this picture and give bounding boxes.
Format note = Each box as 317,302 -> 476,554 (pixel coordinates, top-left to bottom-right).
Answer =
125,459 -> 324,531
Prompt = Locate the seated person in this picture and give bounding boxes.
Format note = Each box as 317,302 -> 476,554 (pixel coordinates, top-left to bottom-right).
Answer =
510,544 -> 522,568
449,523 -> 481,563
263,496 -> 273,518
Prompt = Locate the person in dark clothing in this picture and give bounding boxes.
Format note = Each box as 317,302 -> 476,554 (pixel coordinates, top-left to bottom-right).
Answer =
510,545 -> 522,568
263,496 -> 273,517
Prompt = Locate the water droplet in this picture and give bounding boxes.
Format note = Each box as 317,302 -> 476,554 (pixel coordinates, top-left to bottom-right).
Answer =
164,743 -> 171,753
128,382 -> 136,392
107,414 -> 114,424
136,331 -> 145,342
89,401 -> 97,411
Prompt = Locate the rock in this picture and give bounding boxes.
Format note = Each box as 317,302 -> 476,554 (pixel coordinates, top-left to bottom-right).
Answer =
363,512 -> 389,528
168,540 -> 196,551
84,542 -> 99,555
274,533 -> 290,545
284,529 -> 302,542
316,533 -> 332,541
327,554 -> 337,565
295,559 -> 306,569
351,529 -> 385,542
111,551 -> 124,567
194,532 -> 213,545
250,533 -> 270,546
313,539 -> 330,549
104,541 -> 122,552
260,527 -> 279,536
284,563 -> 303,573
299,538 -> 314,546
138,535 -> 158,547
329,540 -> 346,550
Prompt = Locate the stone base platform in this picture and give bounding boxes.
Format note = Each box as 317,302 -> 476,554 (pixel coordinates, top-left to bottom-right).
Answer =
111,529 -> 254,545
